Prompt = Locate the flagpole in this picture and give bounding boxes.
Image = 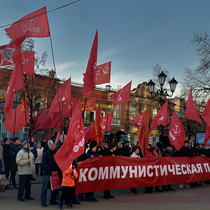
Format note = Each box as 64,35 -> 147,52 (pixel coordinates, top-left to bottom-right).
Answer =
12,94 -> 18,138
126,102 -> 130,136
83,97 -> 87,124
49,35 -> 64,132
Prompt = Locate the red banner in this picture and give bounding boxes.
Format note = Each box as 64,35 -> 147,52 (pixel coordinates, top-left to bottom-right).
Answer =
76,156 -> 210,194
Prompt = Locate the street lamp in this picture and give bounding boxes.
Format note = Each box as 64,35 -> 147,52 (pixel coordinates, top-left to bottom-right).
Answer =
148,71 -> 178,99
147,71 -> 178,145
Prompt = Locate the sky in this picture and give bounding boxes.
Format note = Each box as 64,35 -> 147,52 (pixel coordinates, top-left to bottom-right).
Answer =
0,0 -> 210,95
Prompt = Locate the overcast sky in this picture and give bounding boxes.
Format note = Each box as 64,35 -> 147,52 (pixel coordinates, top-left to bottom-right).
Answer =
0,0 -> 210,95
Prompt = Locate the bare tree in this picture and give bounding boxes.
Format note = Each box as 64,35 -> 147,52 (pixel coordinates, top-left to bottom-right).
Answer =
182,32 -> 210,101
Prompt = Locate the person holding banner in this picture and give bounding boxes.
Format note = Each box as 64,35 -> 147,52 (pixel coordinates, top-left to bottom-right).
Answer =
41,140 -> 60,207
58,162 -> 78,209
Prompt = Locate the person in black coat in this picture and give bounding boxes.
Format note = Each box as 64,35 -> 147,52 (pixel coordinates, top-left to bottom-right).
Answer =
40,140 -> 60,207
10,138 -> 22,189
121,141 -> 131,157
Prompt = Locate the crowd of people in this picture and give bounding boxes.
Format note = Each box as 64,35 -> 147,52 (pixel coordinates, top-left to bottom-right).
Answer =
0,136 -> 209,209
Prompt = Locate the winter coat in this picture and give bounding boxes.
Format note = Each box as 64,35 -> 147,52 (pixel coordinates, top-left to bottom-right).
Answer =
130,152 -> 140,158
35,147 -> 44,164
42,148 -> 59,176
62,167 -> 78,187
16,149 -> 35,175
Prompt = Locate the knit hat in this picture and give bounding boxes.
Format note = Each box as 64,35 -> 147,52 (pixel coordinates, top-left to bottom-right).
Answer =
90,140 -> 97,150
22,140 -> 28,147
3,138 -> 9,143
48,140 -> 54,146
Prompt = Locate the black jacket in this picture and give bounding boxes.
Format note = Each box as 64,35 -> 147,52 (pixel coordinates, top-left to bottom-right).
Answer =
42,148 -> 59,175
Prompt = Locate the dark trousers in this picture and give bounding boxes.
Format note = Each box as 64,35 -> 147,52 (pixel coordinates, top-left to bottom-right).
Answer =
10,166 -> 17,187
40,175 -> 58,205
60,186 -> 74,202
17,175 -> 31,199
35,163 -> 43,175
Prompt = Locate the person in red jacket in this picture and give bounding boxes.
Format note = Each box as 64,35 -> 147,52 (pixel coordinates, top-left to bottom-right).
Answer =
59,162 -> 78,210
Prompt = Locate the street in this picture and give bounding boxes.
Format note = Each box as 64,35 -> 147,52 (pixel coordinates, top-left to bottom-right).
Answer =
1,176 -> 210,210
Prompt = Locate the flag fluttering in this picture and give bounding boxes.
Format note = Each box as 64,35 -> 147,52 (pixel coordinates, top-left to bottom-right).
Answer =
184,87 -> 202,125
168,111 -> 186,151
4,100 -> 29,135
81,97 -> 96,111
102,111 -> 113,132
150,100 -> 168,132
21,51 -> 35,76
49,78 -> 71,119
90,104 -> 104,145
137,109 -> 149,156
95,61 -> 111,85
83,30 -> 98,98
202,98 -> 210,126
109,81 -> 132,107
54,99 -> 85,171
5,7 -> 50,41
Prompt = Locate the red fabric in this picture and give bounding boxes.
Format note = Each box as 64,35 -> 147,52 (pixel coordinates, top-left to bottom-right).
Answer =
102,111 -> 113,132
109,81 -> 132,107
0,39 -> 23,66
33,108 -> 62,133
137,110 -> 149,155
5,7 -> 50,41
81,97 -> 96,111
50,175 -> 60,191
202,98 -> 210,126
150,100 -> 168,132
3,54 -> 24,116
184,87 -> 202,125
95,61 -> 111,85
54,99 -> 85,172
4,100 -> 29,136
84,124 -> 93,143
21,51 -> 34,75
168,111 -> 186,151
90,104 -> 104,145
83,30 -> 98,98
49,78 -> 71,119
55,130 -> 62,145
131,112 -> 145,126
76,156 -> 210,194
204,126 -> 210,146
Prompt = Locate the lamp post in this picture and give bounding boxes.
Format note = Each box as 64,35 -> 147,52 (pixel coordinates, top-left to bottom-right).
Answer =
148,71 -> 178,144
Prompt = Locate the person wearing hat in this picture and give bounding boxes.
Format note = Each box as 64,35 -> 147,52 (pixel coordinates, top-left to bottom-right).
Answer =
85,140 -> 98,202
10,138 -> 22,189
41,140 -> 60,207
16,140 -> 35,201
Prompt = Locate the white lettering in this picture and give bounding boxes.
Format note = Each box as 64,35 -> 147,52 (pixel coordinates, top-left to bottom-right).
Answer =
147,165 -> 153,177
98,167 -> 109,180
154,165 -> 160,176
138,166 -> 146,177
121,166 -> 128,178
196,164 -> 203,173
175,164 -> 181,175
129,166 -> 137,178
181,164 -> 187,175
88,168 -> 98,181
79,168 -> 88,182
168,165 -> 175,175
160,165 -> 168,176
110,166 -> 120,179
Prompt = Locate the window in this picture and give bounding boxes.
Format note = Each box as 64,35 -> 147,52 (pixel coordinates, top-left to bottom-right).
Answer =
90,111 -> 96,123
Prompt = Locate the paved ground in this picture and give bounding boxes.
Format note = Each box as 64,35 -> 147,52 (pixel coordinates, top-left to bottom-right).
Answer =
1,175 -> 210,210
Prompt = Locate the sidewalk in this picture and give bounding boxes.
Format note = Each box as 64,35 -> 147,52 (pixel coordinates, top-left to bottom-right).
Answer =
1,176 -> 210,210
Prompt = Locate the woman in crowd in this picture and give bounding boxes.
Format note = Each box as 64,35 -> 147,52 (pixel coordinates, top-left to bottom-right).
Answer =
35,142 -> 44,176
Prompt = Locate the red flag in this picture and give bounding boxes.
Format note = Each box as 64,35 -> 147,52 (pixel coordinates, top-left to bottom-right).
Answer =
81,97 -> 96,111
150,100 -> 168,132
49,78 -> 71,119
33,108 -> 62,133
109,81 -> 132,107
95,61 -> 111,85
184,87 -> 202,125
202,98 -> 210,126
55,130 -> 62,145
137,109 -> 149,155
204,126 -> 210,146
83,30 -> 98,98
3,54 -> 24,116
168,111 -> 186,151
5,7 -> 50,41
84,124 -> 93,144
131,113 -> 145,126
102,111 -> 113,132
90,104 -> 104,145
0,39 -> 23,66
21,51 -> 34,75
54,99 -> 85,171
4,100 -> 29,135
